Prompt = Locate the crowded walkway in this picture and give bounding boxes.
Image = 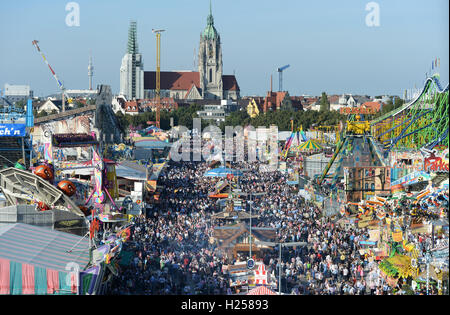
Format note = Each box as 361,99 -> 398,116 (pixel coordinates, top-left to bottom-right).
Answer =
106,156 -> 449,295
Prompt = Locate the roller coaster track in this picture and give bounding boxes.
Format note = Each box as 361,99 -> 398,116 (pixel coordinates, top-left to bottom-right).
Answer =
372,75 -> 448,125
371,74 -> 449,152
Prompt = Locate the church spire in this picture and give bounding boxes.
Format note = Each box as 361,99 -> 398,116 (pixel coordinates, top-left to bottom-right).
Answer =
207,0 -> 214,26
203,0 -> 218,39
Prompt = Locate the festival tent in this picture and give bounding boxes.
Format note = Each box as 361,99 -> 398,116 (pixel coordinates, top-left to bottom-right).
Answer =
0,223 -> 90,295
297,139 -> 322,151
203,167 -> 243,178
247,285 -> 277,295
134,139 -> 172,149
139,125 -> 163,135
116,161 -> 147,181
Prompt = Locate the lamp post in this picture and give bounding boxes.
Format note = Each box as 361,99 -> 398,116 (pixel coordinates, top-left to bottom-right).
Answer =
425,251 -> 431,295
256,241 -> 307,294
240,191 -> 266,261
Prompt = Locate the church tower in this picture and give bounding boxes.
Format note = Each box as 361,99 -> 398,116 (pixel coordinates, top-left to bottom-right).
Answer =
120,21 -> 144,100
198,1 -> 223,99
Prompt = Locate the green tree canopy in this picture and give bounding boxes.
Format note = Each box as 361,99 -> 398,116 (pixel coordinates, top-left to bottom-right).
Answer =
280,92 -> 294,111
320,92 -> 330,112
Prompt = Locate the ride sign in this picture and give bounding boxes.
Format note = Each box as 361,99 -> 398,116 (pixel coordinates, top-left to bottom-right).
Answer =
0,123 -> 26,137
247,258 -> 255,270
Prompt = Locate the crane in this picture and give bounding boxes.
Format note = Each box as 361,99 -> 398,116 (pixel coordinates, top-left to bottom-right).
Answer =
152,29 -> 165,129
32,40 -> 72,112
277,64 -> 290,92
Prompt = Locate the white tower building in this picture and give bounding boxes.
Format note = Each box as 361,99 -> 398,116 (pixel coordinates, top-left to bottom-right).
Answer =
119,21 -> 144,100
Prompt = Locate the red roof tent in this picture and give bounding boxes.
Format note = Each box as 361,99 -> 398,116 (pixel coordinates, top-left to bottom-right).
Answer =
144,71 -> 240,91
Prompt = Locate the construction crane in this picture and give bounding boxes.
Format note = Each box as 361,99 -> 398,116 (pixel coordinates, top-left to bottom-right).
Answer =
32,40 -> 72,112
277,64 -> 290,92
152,29 -> 165,129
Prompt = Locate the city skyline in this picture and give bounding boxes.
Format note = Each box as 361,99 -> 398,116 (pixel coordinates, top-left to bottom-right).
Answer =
0,0 -> 448,98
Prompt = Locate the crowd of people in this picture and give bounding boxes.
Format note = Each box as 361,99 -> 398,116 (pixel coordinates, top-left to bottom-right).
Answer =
106,154 -> 449,295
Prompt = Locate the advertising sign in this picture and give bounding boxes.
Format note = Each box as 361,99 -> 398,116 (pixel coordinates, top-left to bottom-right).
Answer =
0,123 -> 26,137
391,171 -> 431,187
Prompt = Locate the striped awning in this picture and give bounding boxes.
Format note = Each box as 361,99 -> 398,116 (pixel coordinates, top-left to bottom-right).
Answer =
204,167 -> 243,178
0,223 -> 90,272
247,285 -> 277,295
297,139 -> 322,151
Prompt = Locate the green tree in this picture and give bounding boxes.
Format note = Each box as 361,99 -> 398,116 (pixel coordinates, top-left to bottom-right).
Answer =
280,92 -> 294,111
36,110 -> 48,118
320,92 -> 330,112
74,100 -> 84,108
115,111 -> 129,134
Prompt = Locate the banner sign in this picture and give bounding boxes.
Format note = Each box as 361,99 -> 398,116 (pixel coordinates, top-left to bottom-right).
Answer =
359,241 -> 377,246
340,107 -> 377,115
424,155 -> 449,173
391,171 -> 431,187
0,123 -> 26,137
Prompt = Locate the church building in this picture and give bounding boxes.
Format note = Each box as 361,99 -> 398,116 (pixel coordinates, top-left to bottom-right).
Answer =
143,2 -> 240,101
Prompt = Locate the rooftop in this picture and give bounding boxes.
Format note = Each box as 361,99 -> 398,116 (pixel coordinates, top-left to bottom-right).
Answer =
0,223 -> 90,272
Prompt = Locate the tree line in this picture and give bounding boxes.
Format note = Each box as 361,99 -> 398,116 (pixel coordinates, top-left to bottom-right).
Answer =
114,93 -> 406,134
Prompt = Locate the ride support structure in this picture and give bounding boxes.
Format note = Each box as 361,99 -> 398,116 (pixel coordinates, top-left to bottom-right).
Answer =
371,75 -> 449,154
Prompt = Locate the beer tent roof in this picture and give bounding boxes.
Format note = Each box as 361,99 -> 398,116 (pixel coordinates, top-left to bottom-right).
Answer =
0,223 -> 90,272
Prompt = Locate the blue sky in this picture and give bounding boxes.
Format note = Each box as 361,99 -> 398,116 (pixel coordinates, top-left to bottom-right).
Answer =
0,0 -> 448,97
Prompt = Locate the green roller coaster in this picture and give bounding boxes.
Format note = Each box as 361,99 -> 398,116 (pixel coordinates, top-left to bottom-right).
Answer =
371,74 -> 449,153
317,74 -> 448,186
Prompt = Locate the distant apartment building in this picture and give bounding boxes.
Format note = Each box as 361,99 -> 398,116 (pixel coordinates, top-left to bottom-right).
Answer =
112,95 -> 180,116
197,99 -> 238,124
65,89 -> 98,99
2,83 -> 33,103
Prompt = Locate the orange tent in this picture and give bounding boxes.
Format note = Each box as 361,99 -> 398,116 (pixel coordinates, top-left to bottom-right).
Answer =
209,193 -> 229,199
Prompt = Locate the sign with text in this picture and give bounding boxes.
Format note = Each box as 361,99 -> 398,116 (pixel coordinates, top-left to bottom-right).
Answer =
0,123 -> 26,137
340,107 -> 377,115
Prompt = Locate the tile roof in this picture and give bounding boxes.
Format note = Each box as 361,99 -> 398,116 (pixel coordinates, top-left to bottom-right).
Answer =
144,71 -> 200,91
328,95 -> 340,104
124,100 -> 139,112
362,101 -> 382,112
263,91 -> 287,112
144,71 -> 240,92
222,75 -> 240,91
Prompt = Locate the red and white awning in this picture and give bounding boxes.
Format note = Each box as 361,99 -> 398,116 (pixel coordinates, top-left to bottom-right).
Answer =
247,285 -> 277,295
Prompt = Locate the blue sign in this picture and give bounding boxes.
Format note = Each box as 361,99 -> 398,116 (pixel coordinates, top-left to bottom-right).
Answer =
0,123 -> 26,137
359,241 -> 377,246
247,259 -> 255,270
391,171 -> 431,187
26,99 -> 34,128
